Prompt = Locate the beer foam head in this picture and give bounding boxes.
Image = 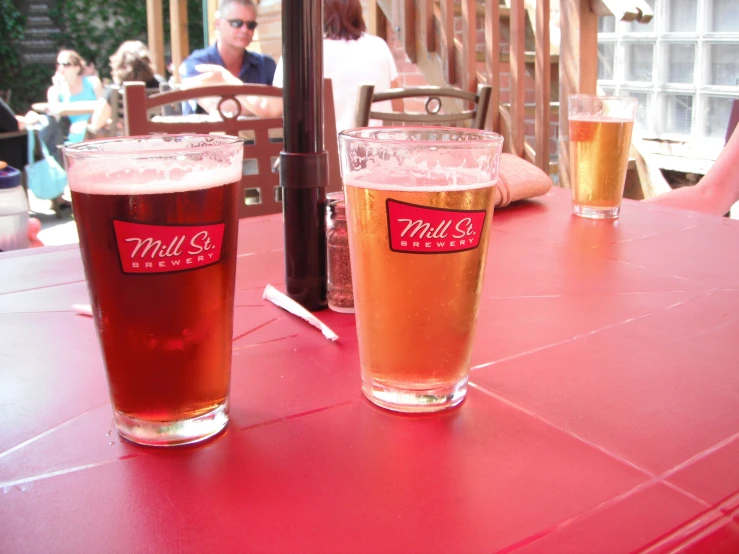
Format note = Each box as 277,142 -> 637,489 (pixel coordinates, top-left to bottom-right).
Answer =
339,127 -> 503,192
64,135 -> 243,195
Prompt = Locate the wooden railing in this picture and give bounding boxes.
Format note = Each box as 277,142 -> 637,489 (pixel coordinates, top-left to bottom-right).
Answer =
372,0 -> 653,186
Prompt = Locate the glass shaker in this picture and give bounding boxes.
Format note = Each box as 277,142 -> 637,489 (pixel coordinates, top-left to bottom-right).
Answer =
326,191 -> 354,313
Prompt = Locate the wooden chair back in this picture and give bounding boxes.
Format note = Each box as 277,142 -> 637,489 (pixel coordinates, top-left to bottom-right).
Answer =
123,80 -> 341,219
355,84 -> 492,130
107,84 -> 165,137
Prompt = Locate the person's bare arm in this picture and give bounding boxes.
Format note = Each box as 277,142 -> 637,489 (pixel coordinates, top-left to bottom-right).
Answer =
47,83 -> 59,105
646,127 -> 739,215
88,98 -> 111,132
89,76 -> 105,99
181,64 -> 283,118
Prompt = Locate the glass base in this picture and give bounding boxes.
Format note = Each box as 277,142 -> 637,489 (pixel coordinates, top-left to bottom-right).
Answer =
328,302 -> 355,314
362,378 -> 467,413
114,400 -> 229,447
573,204 -> 620,219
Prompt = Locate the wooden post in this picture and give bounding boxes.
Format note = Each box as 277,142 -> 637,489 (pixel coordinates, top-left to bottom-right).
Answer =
461,0 -> 476,93
510,0 -> 525,157
398,0 -> 416,62
170,0 -> 189,84
535,0 -> 551,173
207,0 -> 218,44
440,0 -> 455,85
367,0 -> 378,35
147,0 -> 165,81
484,0 -> 501,133
558,0 -> 598,188
422,0 -> 434,53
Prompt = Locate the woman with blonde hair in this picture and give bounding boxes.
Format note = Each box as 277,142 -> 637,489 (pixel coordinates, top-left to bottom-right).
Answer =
46,49 -> 103,143
88,41 -> 165,134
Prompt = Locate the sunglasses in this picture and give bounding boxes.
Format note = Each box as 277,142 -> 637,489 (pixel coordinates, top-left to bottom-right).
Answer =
56,61 -> 75,67
227,19 -> 258,30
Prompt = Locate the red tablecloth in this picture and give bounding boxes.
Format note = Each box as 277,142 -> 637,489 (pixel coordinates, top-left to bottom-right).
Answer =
1,188 -> 738,552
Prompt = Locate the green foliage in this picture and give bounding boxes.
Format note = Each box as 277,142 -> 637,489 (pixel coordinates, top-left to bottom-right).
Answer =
50,0 -> 150,78
51,0 -> 205,79
7,64 -> 55,113
1,0 -> 204,112
0,0 -> 26,110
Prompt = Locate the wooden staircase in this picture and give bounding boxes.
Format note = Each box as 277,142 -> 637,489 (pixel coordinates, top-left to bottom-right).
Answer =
373,0 -> 560,177
14,0 -> 61,68
372,0 -> 653,188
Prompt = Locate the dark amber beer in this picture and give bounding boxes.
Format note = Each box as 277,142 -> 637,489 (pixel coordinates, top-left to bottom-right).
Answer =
64,135 -> 243,446
339,128 -> 503,412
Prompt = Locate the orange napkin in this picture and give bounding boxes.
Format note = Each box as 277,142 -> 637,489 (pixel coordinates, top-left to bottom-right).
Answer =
495,153 -> 553,208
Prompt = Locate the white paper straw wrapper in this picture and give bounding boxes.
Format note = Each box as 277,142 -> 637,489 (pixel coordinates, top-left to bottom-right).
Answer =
72,303 -> 93,317
262,284 -> 339,341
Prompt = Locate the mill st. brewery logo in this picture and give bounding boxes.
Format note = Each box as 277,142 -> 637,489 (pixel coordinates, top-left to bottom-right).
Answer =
113,221 -> 225,274
386,199 -> 487,254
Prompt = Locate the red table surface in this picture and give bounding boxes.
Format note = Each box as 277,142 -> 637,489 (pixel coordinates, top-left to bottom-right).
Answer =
1,188 -> 738,553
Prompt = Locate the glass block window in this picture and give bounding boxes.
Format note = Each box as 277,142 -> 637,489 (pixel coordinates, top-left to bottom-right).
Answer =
597,0 -> 739,142
707,44 -> 739,86
624,43 -> 654,81
625,0 -> 656,32
624,90 -> 653,132
666,43 -> 695,83
663,93 -> 694,134
598,43 -> 615,80
667,0 -> 697,32
704,96 -> 735,137
710,0 -> 739,33
598,16 -> 616,33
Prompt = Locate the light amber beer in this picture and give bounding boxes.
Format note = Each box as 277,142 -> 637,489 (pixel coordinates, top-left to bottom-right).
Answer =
569,116 -> 634,213
65,135 -> 243,446
339,127 -> 502,412
345,176 -> 495,410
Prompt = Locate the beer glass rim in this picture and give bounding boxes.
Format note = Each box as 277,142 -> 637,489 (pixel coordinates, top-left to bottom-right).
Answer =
339,126 -> 504,148
62,134 -> 244,159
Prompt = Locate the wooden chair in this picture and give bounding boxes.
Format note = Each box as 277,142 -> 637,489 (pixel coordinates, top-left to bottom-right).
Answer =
90,84 -> 165,139
355,84 -> 492,129
123,81 -> 342,218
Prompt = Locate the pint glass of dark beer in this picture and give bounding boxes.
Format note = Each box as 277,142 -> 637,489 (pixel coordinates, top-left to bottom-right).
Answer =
63,135 -> 243,446
338,127 -> 503,412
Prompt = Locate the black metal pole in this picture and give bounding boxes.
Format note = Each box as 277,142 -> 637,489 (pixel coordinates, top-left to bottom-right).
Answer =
280,0 -> 328,311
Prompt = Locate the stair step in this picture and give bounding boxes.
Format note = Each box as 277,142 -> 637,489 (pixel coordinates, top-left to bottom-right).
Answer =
26,15 -> 55,26
22,52 -> 58,64
501,101 -> 561,116
19,38 -> 58,51
452,3 -> 510,18
475,49 -> 559,64
24,27 -> 61,36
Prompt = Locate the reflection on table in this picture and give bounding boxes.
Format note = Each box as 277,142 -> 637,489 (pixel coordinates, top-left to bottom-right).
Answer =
1,188 -> 738,551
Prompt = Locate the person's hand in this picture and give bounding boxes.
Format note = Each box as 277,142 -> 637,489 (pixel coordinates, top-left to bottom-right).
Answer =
180,64 -> 243,89
70,120 -> 87,136
23,110 -> 40,126
28,217 -> 44,248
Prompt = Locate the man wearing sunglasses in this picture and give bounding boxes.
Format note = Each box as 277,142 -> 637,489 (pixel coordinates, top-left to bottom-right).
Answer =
180,0 -> 277,115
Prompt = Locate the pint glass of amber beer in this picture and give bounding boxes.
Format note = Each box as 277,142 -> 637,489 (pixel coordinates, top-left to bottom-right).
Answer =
569,95 -> 637,219
338,127 -> 503,412
63,135 -> 243,446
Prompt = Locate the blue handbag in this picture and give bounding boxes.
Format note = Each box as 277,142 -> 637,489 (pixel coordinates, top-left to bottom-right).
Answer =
25,129 -> 67,200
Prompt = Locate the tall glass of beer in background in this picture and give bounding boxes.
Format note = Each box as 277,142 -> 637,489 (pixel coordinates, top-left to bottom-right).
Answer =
568,95 -> 637,219
339,127 -> 503,412
63,135 -> 243,446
